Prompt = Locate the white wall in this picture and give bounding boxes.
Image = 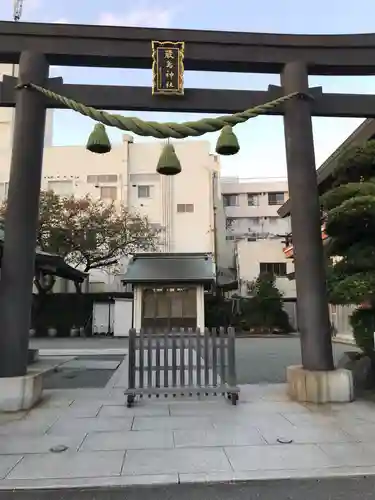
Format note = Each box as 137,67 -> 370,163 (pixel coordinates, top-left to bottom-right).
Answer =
127,137 -> 219,254
236,239 -> 296,298
92,302 -> 114,335
113,299 -> 133,337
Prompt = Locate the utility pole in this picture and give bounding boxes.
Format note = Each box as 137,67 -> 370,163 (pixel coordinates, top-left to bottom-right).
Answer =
12,1 -> 23,77
13,0 -> 23,21
9,1 -> 24,144
212,172 -> 220,296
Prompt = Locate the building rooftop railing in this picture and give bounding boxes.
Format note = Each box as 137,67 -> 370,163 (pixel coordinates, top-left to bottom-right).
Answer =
221,176 -> 288,184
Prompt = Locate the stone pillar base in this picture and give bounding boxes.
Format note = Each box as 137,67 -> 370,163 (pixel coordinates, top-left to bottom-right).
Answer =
0,373 -> 43,412
287,365 -> 354,403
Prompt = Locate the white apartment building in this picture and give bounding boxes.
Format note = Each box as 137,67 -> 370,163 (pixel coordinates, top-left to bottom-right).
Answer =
23,135 -> 218,259
0,124 -> 222,291
235,239 -> 296,299
221,177 -> 295,298
221,177 -> 290,239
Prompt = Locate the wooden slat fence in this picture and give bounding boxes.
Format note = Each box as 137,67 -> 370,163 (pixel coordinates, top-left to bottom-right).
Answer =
125,327 -> 239,406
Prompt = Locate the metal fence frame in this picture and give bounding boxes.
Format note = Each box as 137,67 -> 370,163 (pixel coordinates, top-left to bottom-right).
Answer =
329,304 -> 356,339
125,327 -> 240,406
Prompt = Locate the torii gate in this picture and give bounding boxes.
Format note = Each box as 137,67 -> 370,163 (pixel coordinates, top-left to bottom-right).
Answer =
0,22 -> 372,402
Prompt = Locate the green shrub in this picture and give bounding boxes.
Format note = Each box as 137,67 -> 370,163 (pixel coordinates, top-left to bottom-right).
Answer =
203,274 -> 292,333
240,273 -> 292,333
350,307 -> 375,355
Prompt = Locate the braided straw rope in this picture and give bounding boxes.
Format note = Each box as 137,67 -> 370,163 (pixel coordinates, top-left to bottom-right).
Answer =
20,83 -> 301,139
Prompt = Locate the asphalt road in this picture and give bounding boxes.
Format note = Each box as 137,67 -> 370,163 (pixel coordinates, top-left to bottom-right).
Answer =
2,476 -> 375,499
31,336 -> 355,386
234,337 -> 355,384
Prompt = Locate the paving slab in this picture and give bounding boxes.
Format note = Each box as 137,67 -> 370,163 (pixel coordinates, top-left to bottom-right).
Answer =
169,400 -> 311,418
225,443 -> 335,471
62,360 -> 121,370
173,427 -> 266,447
80,430 -> 174,451
0,419 -> 54,436
1,382 -> 375,489
132,416 -> 215,431
122,448 -> 232,475
259,423 -> 357,445
6,451 -> 125,480
99,403 -> 170,417
36,394 -> 74,409
319,442 -> 375,467
0,456 -> 23,480
47,416 -> 133,435
211,411 -> 294,430
27,404 -> 102,419
339,422 -> 375,442
0,435 -> 85,455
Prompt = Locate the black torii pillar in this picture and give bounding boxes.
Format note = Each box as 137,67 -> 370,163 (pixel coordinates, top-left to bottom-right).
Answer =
0,51 -> 48,378
281,61 -> 334,372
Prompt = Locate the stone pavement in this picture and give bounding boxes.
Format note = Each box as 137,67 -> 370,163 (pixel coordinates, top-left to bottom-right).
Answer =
2,356 -> 375,491
30,337 -> 128,357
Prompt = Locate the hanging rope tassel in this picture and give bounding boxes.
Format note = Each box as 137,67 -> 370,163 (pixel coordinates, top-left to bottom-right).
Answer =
156,143 -> 182,175
18,83 -> 302,140
86,123 -> 112,154
216,125 -> 240,156
16,83 -> 304,174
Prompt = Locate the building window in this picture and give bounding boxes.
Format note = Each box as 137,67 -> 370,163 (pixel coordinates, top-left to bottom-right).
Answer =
223,194 -> 238,207
47,180 -> 73,196
268,217 -> 278,225
177,204 -> 194,213
247,193 -> 260,206
247,217 -> 260,225
87,174 -> 118,183
100,186 -> 117,201
268,192 -> 285,205
226,235 -> 235,241
138,185 -> 151,198
259,262 -> 287,277
226,217 -> 235,229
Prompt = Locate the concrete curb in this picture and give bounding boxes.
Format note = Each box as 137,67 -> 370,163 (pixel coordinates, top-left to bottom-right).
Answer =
38,349 -> 128,357
1,466 -> 375,491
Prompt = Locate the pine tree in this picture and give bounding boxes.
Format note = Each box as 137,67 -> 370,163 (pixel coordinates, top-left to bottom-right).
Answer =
243,272 -> 291,333
322,140 -> 375,354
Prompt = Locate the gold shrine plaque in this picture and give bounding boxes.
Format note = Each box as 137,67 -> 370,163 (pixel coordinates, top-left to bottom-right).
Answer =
152,41 -> 185,96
